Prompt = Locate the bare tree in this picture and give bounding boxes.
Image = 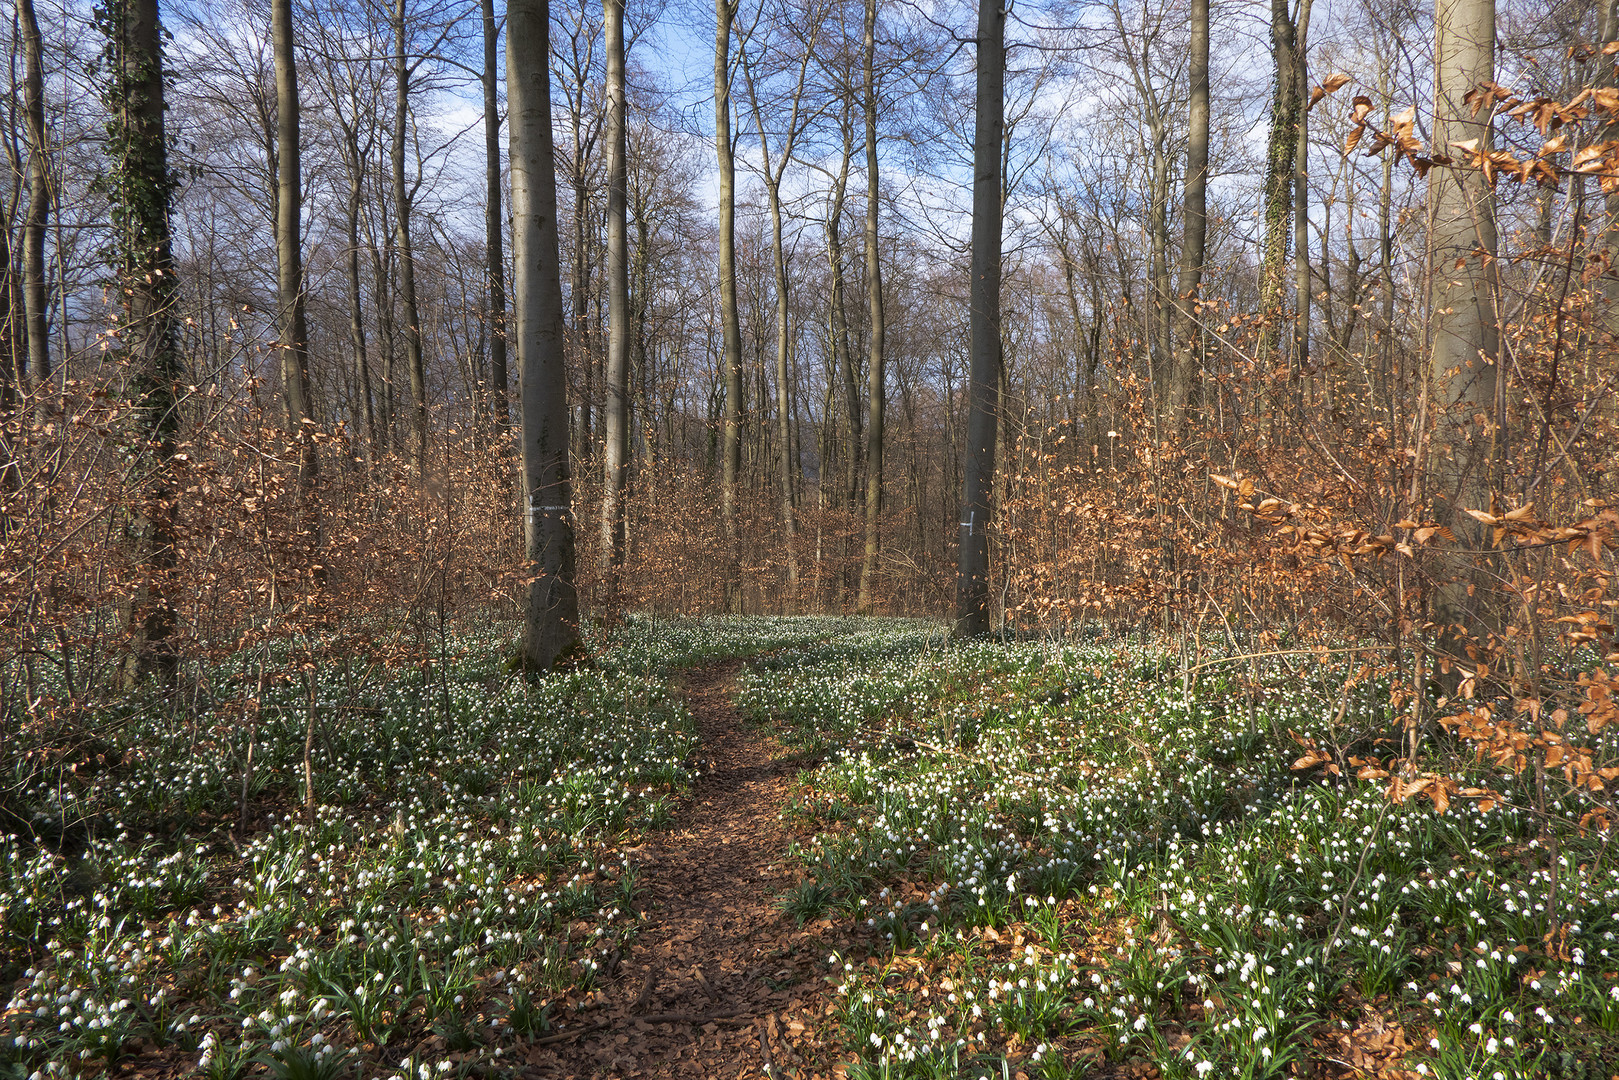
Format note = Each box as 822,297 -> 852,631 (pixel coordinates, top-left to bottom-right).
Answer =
598,0 -> 630,611
857,0 -> 884,611
273,0 -> 317,483
484,0 -> 509,433
956,0 -> 1002,636
19,0 -> 49,395
716,0 -> 744,612
1168,0 -> 1207,426
1428,0 -> 1500,648
825,94 -> 861,518
97,0 -> 182,681
1292,0 -> 1314,380
741,3 -> 819,607
393,0 -> 428,470
511,0 -> 580,668
1260,0 -> 1304,368
1600,0 -> 1618,325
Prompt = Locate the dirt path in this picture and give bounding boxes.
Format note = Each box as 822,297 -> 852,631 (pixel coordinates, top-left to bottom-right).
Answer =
522,661 -> 836,1079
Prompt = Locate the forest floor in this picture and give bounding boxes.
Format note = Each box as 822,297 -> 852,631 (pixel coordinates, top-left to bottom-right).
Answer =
4,616 -> 1613,1080
523,661 -> 841,1080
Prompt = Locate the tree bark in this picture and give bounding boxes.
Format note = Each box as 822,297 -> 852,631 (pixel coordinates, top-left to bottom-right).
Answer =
99,0 -> 181,683
273,0 -> 317,485
715,0 -> 744,612
343,127 -> 377,460
484,0 -> 509,435
393,0 -> 428,471
598,0 -> 630,612
827,105 -> 861,515
857,0 -> 885,612
1260,0 -> 1301,370
1168,0 -> 1207,426
1147,117 -> 1171,398
1378,72 -> 1396,426
511,0 -> 580,670
955,0 -> 1002,637
1428,0 -> 1500,653
1600,0 -> 1618,329
1292,0 -> 1314,386
19,0 -> 49,395
743,36 -> 814,610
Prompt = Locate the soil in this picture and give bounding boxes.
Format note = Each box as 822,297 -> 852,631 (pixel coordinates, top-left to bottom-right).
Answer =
519,661 -> 842,1079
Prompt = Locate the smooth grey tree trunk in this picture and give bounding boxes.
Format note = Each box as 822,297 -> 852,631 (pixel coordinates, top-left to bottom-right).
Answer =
563,46 -> 598,461
343,126 -> 377,460
715,0 -> 744,612
857,0 -> 885,612
393,0 -> 428,471
743,36 -> 815,607
827,105 -> 861,515
598,0 -> 630,610
1428,0 -> 1500,651
1147,119 -> 1171,392
484,0 -> 509,434
273,0 -> 317,485
1168,0 -> 1208,425
955,0 -> 1003,637
511,0 -> 580,669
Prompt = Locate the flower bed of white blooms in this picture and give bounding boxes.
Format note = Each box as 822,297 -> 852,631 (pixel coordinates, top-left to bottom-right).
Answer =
740,624 -> 1619,1080
0,615 -> 849,1080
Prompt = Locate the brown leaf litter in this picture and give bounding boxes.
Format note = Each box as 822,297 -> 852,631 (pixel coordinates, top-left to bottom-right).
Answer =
519,661 -> 842,1079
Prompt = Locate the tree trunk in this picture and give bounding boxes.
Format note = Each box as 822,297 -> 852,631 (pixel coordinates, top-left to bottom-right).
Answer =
393,0 -> 428,471
1292,0 -> 1314,386
955,0 -> 1002,637
715,0 -> 744,612
743,38 -> 814,610
1169,0 -> 1208,425
1260,0 -> 1301,370
598,0 -> 630,614
1378,72 -> 1396,426
1147,118 -> 1171,401
568,70 -> 594,462
510,0 -> 580,670
857,0 -> 885,613
484,0 -> 509,435
1600,0 -> 1618,328
827,107 -> 861,514
273,0 -> 317,485
344,131 -> 377,460
369,210 -> 398,454
100,0 -> 181,683
19,0 -> 49,395
1428,0 -> 1500,652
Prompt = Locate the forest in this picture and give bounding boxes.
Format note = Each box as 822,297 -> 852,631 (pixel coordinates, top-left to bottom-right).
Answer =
1,0 -> 1617,1073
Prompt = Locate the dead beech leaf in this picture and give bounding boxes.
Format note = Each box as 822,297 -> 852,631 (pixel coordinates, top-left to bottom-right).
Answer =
1309,72 -> 1352,110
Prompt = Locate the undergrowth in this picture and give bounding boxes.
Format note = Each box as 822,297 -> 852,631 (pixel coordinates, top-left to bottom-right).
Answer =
0,615 -> 848,1078
741,623 -> 1619,1080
